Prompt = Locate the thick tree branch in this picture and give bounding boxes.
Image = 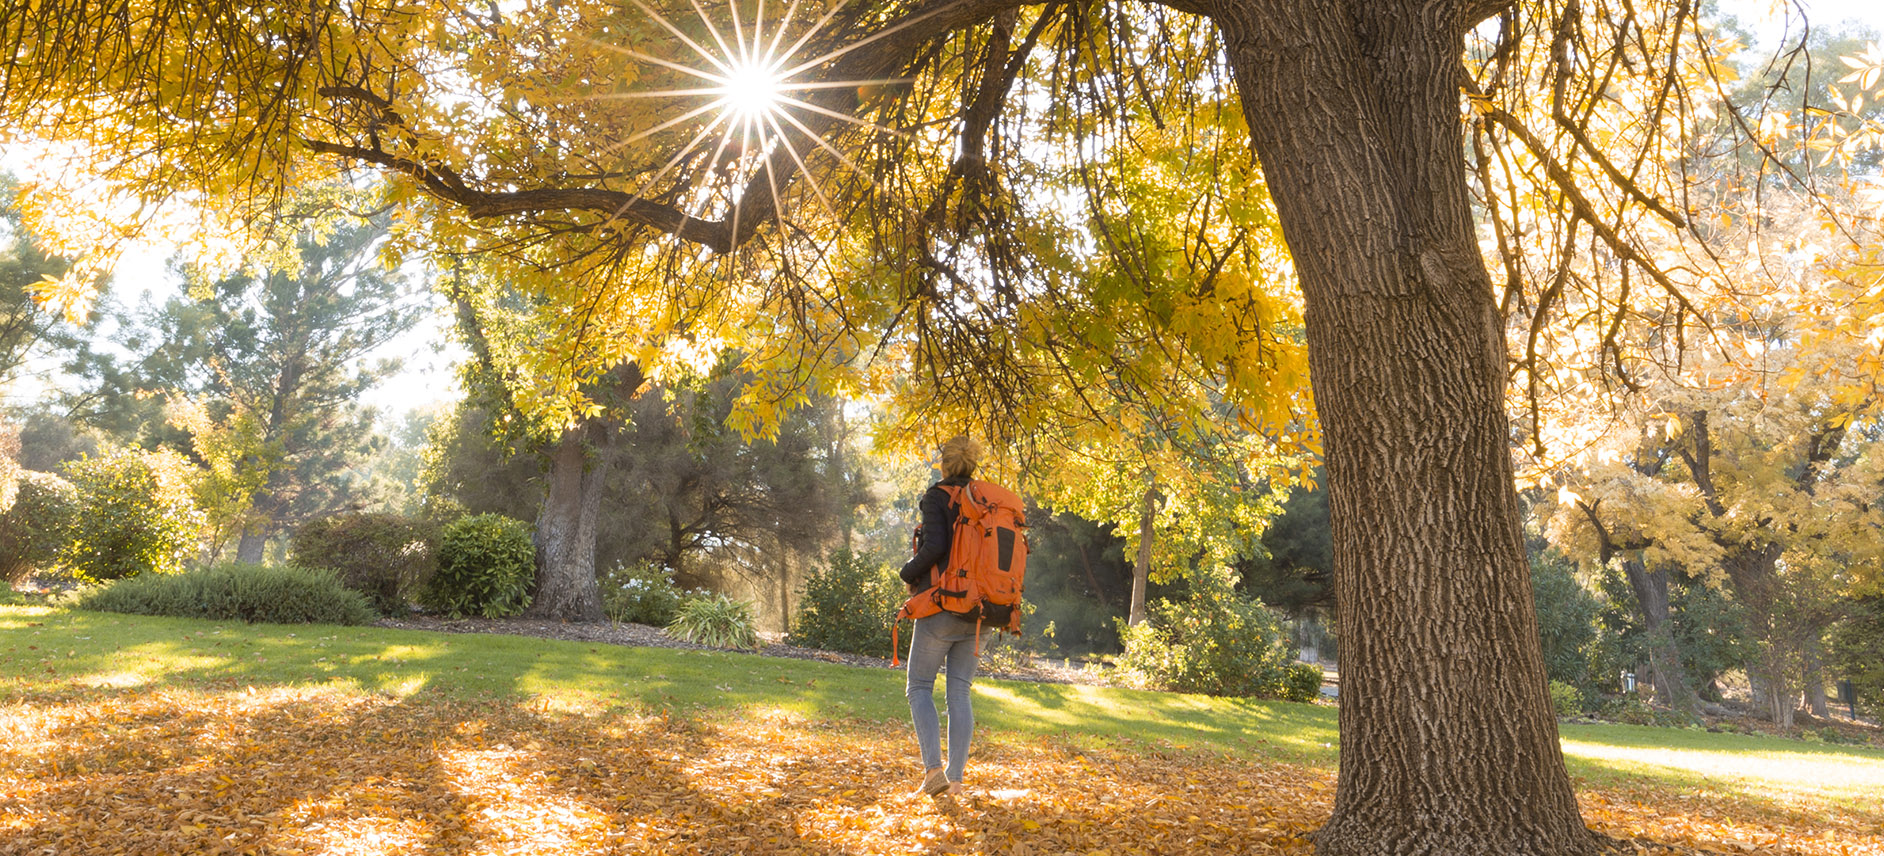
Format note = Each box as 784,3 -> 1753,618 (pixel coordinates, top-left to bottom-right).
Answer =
1678,410 -> 1728,518
1796,410 -> 1860,497
1458,0 -> 1515,35
300,139 -> 736,251
1577,498 -> 1652,563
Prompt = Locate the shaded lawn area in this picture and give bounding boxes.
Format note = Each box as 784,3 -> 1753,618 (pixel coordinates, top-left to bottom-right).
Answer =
3,603 -> 1880,856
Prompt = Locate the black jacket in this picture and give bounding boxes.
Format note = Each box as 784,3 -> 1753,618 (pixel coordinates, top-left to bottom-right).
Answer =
899,477 -> 970,586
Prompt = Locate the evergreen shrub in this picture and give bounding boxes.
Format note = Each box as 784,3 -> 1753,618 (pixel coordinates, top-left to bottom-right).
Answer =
1531,548 -> 1599,692
74,561 -> 375,624
59,447 -> 204,581
1281,662 -> 1324,703
600,560 -> 690,626
0,471 -> 77,584
1598,694 -> 1696,727
1549,679 -> 1586,717
291,512 -> 438,615
790,549 -> 901,656
1114,573 -> 1295,698
1831,596 -> 1884,720
669,593 -> 760,649
1027,590 -> 1121,656
422,513 -> 534,618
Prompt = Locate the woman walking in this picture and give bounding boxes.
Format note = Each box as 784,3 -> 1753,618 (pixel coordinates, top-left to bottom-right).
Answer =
900,435 -> 990,797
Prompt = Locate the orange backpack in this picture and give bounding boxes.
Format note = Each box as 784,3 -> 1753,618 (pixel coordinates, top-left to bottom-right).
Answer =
892,480 -> 1029,664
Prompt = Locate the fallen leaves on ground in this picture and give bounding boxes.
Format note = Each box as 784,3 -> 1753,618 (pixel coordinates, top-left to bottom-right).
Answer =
0,686 -> 1877,855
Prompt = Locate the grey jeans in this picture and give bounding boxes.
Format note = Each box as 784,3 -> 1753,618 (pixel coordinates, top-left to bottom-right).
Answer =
905,613 -> 987,783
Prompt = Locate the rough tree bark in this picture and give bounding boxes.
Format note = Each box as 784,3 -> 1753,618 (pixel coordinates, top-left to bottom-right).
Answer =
524,419 -> 609,621
523,363 -> 645,622
1215,2 -> 1596,854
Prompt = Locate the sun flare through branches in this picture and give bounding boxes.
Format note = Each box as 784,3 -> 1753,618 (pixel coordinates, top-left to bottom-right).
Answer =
594,0 -> 913,246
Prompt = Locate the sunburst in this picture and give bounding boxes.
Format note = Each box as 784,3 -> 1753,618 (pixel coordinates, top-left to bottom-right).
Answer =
584,0 -> 921,245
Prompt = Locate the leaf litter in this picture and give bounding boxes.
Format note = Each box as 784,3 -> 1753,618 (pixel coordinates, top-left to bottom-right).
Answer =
0,685 -> 1877,855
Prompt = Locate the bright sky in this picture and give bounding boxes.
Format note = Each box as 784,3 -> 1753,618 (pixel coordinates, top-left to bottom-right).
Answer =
1730,0 -> 1884,37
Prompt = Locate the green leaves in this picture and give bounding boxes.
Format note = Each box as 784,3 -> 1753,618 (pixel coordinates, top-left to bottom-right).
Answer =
58,447 -> 204,582
422,513 -> 536,619
790,548 -> 901,656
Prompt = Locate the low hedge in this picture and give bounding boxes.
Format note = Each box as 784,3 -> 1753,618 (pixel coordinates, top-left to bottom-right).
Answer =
73,562 -> 376,625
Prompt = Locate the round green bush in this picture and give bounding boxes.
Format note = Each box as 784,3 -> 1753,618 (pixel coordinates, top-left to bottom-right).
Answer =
790,549 -> 902,656
422,513 -> 535,618
1549,679 -> 1586,718
291,512 -> 438,616
668,593 -> 760,650
1281,661 -> 1324,703
73,561 -> 376,625
0,470 -> 77,584
600,559 -> 690,626
58,447 -> 204,582
1114,573 -> 1295,698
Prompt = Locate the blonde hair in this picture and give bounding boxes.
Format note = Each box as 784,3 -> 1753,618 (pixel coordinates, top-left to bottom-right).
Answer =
938,435 -> 982,480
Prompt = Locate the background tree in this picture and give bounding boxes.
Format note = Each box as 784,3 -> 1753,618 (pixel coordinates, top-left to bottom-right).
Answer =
424,351 -> 860,626
60,207 -> 424,560
0,177 -> 92,388
1021,509 -> 1138,655
8,408 -> 106,474
1237,469 -> 1334,620
1536,179 -> 1884,724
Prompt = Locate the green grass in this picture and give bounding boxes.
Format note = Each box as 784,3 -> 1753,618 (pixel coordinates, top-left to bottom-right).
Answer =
1558,720 -> 1884,816
5,598 -> 1881,822
0,601 -> 1339,764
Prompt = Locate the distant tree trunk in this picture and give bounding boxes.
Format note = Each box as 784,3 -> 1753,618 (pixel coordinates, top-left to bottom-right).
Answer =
525,420 -> 608,621
1073,539 -> 1110,607
1620,557 -> 1697,712
1722,544 -> 1795,726
1128,471 -> 1155,627
777,549 -> 794,635
235,531 -> 266,564
1805,653 -> 1829,718
1218,4 -> 1596,854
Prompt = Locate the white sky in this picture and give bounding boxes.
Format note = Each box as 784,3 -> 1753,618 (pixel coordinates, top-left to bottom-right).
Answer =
1729,0 -> 1884,40
6,0 -> 1882,425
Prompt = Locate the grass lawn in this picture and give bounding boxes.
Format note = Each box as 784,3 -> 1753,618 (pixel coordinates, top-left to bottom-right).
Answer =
4,600 -> 1881,856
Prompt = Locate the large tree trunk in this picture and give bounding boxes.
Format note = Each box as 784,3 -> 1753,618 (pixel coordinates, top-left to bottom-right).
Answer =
525,421 -> 608,621
1216,3 -> 1594,854
1620,557 -> 1698,712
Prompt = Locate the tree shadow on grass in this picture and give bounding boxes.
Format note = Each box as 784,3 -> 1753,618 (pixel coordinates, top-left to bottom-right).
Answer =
0,686 -> 868,855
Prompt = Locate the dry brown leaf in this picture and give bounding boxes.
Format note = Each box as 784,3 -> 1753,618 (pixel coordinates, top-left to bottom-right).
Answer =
0,686 -> 1877,856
